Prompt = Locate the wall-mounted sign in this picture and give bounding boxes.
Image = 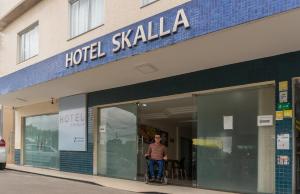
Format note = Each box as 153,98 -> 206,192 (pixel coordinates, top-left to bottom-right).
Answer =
223,116 -> 233,130
59,94 -> 87,151
279,91 -> 288,103
283,109 -> 293,118
65,9 -> 190,68
99,118 -> 106,133
277,102 -> 291,111
279,81 -> 288,92
257,115 -> 273,127
277,133 -> 290,150
277,155 -> 289,165
276,111 -> 284,121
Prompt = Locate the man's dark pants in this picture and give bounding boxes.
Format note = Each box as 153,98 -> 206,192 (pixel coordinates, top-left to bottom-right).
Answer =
149,159 -> 164,178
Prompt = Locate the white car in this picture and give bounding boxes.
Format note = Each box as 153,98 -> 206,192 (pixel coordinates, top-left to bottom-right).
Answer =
0,137 -> 6,170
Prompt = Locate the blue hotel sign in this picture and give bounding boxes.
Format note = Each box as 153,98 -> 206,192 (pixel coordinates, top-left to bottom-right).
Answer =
65,8 -> 190,68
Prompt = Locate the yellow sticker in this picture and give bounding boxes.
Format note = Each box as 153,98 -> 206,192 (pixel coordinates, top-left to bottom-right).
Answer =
192,138 -> 222,148
276,111 -> 284,120
283,109 -> 293,118
279,81 -> 288,92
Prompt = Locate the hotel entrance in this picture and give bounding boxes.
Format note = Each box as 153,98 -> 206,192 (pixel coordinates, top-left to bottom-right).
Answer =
95,83 -> 275,193
137,96 -> 196,187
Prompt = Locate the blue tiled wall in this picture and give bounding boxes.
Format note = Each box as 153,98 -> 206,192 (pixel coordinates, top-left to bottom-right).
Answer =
59,143 -> 93,174
276,119 -> 293,194
59,107 -> 94,175
1,0 -> 300,96
275,81 -> 294,194
14,149 -> 20,165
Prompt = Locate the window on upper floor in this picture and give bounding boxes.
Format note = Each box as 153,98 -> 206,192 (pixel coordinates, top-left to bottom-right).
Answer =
19,22 -> 39,63
69,0 -> 104,38
141,0 -> 159,7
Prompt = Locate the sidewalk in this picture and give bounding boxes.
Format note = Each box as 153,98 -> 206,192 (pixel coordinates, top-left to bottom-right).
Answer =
6,164 -> 236,194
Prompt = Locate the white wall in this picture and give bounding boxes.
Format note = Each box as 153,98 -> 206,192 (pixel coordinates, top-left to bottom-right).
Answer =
0,0 -> 190,77
0,0 -> 22,18
2,106 -> 14,163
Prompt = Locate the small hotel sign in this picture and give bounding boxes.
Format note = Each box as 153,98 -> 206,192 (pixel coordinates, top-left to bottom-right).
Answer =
59,94 -> 87,151
65,9 -> 190,68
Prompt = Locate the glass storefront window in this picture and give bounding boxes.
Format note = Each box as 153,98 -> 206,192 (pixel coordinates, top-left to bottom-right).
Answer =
97,104 -> 137,180
93,85 -> 275,192
24,114 -> 59,169
195,86 -> 275,193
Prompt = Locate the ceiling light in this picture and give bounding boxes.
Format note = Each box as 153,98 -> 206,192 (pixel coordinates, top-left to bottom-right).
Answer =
16,98 -> 27,102
166,106 -> 196,115
143,113 -> 168,120
135,64 -> 158,74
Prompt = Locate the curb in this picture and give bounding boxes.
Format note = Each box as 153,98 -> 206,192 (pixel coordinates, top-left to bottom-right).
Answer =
6,168 -> 102,187
5,167 -> 149,193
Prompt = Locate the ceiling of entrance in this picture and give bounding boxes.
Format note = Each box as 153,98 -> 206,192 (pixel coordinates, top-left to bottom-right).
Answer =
139,97 -> 195,129
2,8 -> 300,107
140,96 -> 194,120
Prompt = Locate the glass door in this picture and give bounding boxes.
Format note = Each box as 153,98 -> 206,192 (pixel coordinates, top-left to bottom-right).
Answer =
97,103 -> 138,180
194,86 -> 275,193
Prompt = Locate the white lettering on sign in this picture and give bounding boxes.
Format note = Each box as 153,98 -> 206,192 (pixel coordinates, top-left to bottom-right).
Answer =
65,41 -> 106,68
59,94 -> 87,151
257,115 -> 273,127
148,21 -> 158,41
159,17 -> 171,37
133,25 -> 147,46
59,112 -> 85,126
65,8 -> 190,68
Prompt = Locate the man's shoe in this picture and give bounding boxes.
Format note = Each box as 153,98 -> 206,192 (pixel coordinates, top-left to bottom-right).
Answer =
149,177 -> 155,182
156,177 -> 162,182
